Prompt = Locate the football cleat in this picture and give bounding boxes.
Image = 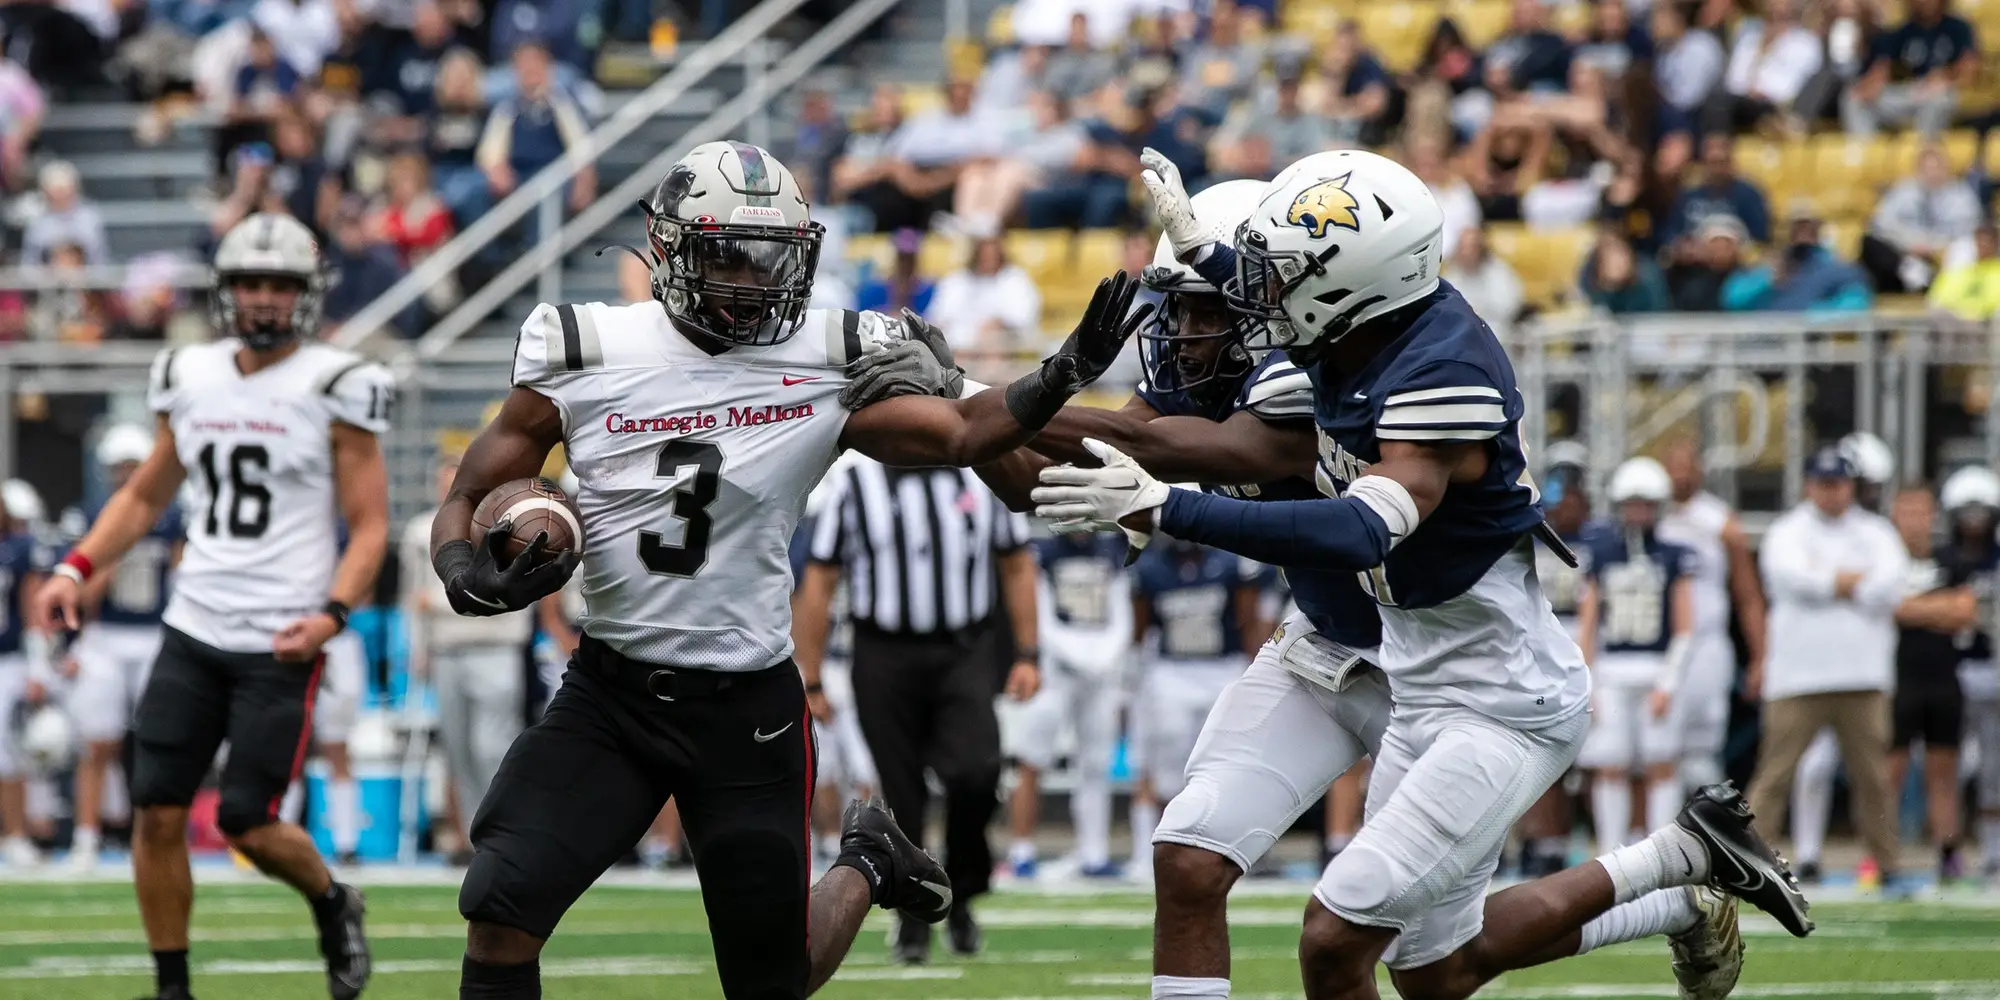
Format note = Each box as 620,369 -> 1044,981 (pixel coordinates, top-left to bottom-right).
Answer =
1668,885 -> 1743,1000
1676,783 -> 1813,938
840,798 -> 953,923
315,882 -> 371,1000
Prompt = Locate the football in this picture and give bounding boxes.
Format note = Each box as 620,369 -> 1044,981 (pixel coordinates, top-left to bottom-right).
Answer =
471,476 -> 584,565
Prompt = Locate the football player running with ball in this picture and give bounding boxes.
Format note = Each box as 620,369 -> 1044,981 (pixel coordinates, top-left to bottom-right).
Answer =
431,141 -> 1146,1000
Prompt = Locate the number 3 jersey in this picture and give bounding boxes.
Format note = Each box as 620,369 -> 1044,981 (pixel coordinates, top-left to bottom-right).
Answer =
147,339 -> 393,651
513,300 -> 889,672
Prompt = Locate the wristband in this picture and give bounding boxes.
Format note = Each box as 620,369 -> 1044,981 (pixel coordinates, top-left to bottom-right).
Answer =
804,682 -> 824,694
52,563 -> 85,586
322,600 -> 351,632
59,551 -> 93,582
1016,646 -> 1040,663
1002,358 -> 1082,431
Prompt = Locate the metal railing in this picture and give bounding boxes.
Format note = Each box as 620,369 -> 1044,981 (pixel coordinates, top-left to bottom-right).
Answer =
327,0 -> 822,351
409,0 -> 903,358
0,262 -> 210,291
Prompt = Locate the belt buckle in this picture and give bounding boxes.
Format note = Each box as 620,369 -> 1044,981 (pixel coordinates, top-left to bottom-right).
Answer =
646,669 -> 678,702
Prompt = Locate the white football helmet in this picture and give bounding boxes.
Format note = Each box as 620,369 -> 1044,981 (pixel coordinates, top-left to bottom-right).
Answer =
1608,456 -> 1673,504
213,212 -> 326,351
14,703 -> 77,777
643,140 -> 822,346
1139,178 -> 1269,405
1228,149 -> 1444,357
1,478 -> 43,525
1940,466 -> 2000,512
1837,431 -> 1894,485
96,423 -> 154,469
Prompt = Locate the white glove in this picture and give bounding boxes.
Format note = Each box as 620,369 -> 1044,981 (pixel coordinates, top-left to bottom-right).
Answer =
1032,439 -> 1170,554
1140,147 -> 1203,261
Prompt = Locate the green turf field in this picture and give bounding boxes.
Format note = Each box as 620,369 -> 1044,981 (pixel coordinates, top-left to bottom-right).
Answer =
0,878 -> 1995,999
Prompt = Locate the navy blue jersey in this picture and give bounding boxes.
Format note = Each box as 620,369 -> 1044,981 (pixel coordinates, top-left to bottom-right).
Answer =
1034,532 -> 1128,628
1584,530 -> 1694,654
1540,520 -> 1608,623
1940,541 -> 1999,662
1302,283 -> 1544,609
1133,543 -> 1272,661
0,532 -> 51,655
63,501 -> 182,625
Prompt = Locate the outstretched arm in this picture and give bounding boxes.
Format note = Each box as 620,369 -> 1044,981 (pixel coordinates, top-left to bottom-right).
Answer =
976,396 -> 1161,511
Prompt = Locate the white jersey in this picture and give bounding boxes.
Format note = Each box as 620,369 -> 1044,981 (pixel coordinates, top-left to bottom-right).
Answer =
1658,490 -> 1733,637
515,300 -> 895,671
147,339 -> 392,652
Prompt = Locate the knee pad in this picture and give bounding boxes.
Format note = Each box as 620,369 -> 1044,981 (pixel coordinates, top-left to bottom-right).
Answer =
1154,774 -> 1263,873
215,788 -> 279,838
1315,840 -> 1400,918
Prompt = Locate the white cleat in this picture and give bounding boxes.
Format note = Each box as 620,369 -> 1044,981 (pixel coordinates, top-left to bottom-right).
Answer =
1669,885 -> 1743,1000
65,845 -> 98,873
3,836 -> 42,868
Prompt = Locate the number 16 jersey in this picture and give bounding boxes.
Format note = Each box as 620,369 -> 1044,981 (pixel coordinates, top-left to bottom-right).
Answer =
147,339 -> 394,651
514,300 -> 887,672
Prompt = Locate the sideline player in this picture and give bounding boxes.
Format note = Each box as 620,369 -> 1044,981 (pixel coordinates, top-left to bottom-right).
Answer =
1127,540 -> 1271,880
1576,458 -> 1697,856
1937,465 -> 2000,881
1003,524 -> 1129,878
0,496 -> 52,867
1035,149 -> 1813,1000
1658,438 -> 1768,792
430,141 -> 1146,1000
34,213 -> 383,1000
60,423 -> 182,870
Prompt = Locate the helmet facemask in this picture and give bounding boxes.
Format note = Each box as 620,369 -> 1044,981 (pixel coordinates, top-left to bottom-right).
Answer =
645,202 -> 823,348
1137,265 -> 1256,414
213,271 -> 321,351
1225,224 -> 1379,367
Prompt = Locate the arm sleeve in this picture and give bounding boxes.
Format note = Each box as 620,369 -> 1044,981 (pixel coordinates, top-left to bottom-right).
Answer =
1188,241 -> 1238,291
321,357 -> 396,434
1158,487 -> 1395,570
1375,361 -> 1509,442
146,345 -> 182,415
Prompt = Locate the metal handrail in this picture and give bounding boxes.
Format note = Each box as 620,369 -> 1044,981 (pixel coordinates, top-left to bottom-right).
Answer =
327,0 -> 819,350
411,0 -> 903,358
0,262 -> 210,292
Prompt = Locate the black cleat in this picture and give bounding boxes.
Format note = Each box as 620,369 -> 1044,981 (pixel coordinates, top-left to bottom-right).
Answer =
946,901 -> 982,956
840,798 -> 953,923
315,882 -> 372,999
137,990 -> 195,1000
891,912 -> 931,965
1676,783 -> 1813,938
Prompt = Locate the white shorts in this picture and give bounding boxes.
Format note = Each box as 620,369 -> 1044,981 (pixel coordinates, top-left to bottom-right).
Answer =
1154,628 -> 1392,872
1670,632 -> 1734,759
813,662 -> 877,792
1579,658 -> 1680,771
314,631 -> 367,746
1001,656 -> 1122,773
66,622 -> 164,742
0,657 -> 26,778
1131,659 -> 1241,799
1314,701 -> 1588,970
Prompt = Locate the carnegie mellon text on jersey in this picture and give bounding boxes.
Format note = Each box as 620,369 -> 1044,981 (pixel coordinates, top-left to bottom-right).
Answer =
605,403 -> 815,436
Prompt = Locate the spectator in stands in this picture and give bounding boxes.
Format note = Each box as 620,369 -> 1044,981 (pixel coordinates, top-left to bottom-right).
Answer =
322,197 -> 418,335
1652,2 -> 1726,115
1405,17 -> 1481,145
1024,82 -> 1204,229
208,142 -> 287,245
1448,226 -> 1527,325
789,89 -> 848,206
1574,0 -> 1646,81
108,257 -> 183,341
977,44 -> 1049,115
1927,221 -> 2000,319
1486,0 -> 1575,93
476,40 -> 596,215
1410,132 -> 1481,255
1044,13 -> 1117,103
372,1 -> 459,117
21,160 -> 109,266
1306,22 -> 1394,147
1721,202 -> 1874,311
252,0 -> 340,78
874,78 -> 1000,230
1211,55 -> 1336,181
228,26 -> 303,140
830,84 -> 906,221
34,243 -> 117,343
855,228 -> 934,315
1862,143 -> 1983,292
1178,0 -> 1261,118
1796,0 -> 1882,121
1843,0 -> 1976,136
269,111 -> 340,239
952,89 -> 1086,232
490,0 -> 598,81
1461,67 -> 1552,222
1581,228 -> 1673,313
1665,213 -> 1752,310
372,152 -> 455,266
1708,0 -> 1823,135
0,56 -> 44,193
429,49 -> 491,225
1663,133 -> 1772,246
924,229 -> 1042,384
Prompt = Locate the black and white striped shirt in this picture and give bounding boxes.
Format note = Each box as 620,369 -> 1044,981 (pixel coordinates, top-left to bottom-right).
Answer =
808,456 -> 1030,636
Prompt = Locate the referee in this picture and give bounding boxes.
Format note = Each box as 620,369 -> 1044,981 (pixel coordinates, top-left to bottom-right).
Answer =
796,454 -> 1041,965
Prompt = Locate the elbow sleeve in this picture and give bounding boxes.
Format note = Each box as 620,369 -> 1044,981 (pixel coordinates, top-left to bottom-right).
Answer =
1159,488 -> 1395,569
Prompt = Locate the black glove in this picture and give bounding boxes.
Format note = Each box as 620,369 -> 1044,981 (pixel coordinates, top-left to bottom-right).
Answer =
434,526 -> 579,617
1004,271 -> 1154,429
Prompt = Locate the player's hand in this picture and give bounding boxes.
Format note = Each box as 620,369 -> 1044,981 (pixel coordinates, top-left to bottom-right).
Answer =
21,679 -> 45,707
839,339 -> 963,409
1005,659 -> 1040,701
1139,147 -> 1203,261
807,687 -> 834,723
1032,439 -> 1169,555
1833,569 -> 1864,600
1041,273 -> 1154,397
444,526 -> 580,616
1647,688 -> 1672,720
32,573 -> 82,632
273,611 -> 341,663
1741,665 -> 1763,703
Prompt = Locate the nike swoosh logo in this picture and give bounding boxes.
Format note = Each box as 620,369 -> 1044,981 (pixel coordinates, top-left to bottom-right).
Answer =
920,879 -> 952,906
783,375 -> 820,386
464,592 -> 509,610
753,722 -> 795,742
1679,846 -> 1695,877
1352,392 -> 1367,400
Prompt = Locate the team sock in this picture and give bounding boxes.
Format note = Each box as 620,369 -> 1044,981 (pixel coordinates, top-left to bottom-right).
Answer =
1575,887 -> 1700,955
1074,770 -> 1112,869
71,825 -> 100,855
1645,779 -> 1684,840
1596,825 -> 1710,905
154,948 -> 190,993
1151,974 -> 1230,998
832,840 -> 895,905
461,955 -> 540,999
308,881 -> 347,925
328,778 -> 360,856
1792,744 -> 1836,866
1592,778 -> 1632,857
1009,840 -> 1036,865
1131,800 -> 1160,876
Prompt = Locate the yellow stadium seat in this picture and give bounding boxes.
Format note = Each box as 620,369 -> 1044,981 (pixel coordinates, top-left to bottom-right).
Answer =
1355,1 -> 1441,73
844,233 -> 893,274
1731,138 -> 1789,194
1004,229 -> 1073,284
985,3 -> 1014,46
1447,0 -> 1511,49
1550,0 -> 1591,37
1483,224 -> 1591,309
1074,228 -> 1126,279
917,234 -> 965,278
1821,219 -> 1864,260
1885,129 -> 1979,177
1283,0 -> 1350,41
